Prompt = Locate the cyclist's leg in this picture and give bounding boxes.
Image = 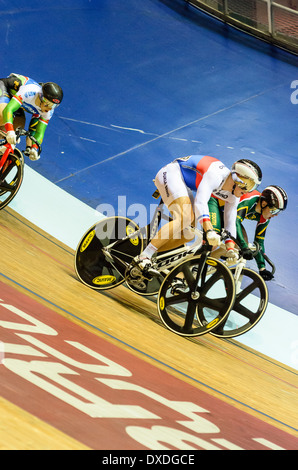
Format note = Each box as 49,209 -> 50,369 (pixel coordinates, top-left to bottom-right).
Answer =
132,163 -> 195,274
13,108 -> 25,131
151,196 -> 195,251
147,162 -> 195,252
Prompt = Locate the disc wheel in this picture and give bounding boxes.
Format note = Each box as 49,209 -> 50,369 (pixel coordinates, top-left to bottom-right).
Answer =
199,267 -> 268,338
0,150 -> 24,210
75,216 -> 142,290
157,255 -> 236,337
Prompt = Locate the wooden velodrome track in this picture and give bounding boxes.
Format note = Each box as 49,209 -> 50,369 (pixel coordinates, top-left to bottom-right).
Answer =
0,206 -> 297,450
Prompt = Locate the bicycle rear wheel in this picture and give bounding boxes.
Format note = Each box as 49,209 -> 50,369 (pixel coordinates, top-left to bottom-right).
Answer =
205,267 -> 268,338
0,149 -> 24,210
157,255 -> 235,337
75,216 -> 143,290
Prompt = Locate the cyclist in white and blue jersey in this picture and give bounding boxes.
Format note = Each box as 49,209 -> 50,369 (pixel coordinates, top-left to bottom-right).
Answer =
131,155 -> 262,276
0,73 -> 63,160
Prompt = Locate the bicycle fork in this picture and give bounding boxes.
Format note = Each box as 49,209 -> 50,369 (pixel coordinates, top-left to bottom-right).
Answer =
189,250 -> 211,300
0,145 -> 13,174
233,258 -> 246,294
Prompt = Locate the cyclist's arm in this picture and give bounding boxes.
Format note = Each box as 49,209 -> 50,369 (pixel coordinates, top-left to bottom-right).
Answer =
221,199 -> 238,251
30,119 -> 48,145
223,200 -> 238,238
2,97 -> 21,132
254,219 -> 269,270
236,206 -> 249,249
194,171 -> 223,232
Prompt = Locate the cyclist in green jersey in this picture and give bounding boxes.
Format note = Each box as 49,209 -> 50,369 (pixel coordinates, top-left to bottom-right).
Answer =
208,185 -> 288,280
0,73 -> 63,160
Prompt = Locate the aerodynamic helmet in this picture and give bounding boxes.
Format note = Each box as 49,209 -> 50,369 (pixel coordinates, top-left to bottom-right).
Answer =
261,185 -> 288,213
41,82 -> 63,107
231,159 -> 262,192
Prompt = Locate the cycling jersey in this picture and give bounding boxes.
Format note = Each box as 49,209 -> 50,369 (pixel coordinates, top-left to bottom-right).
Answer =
0,73 -> 54,145
236,190 -> 269,269
156,155 -> 238,238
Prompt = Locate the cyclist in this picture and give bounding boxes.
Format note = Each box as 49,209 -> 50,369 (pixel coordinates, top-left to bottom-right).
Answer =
0,73 -> 63,160
131,155 -> 262,276
208,185 -> 287,280
236,185 -> 287,280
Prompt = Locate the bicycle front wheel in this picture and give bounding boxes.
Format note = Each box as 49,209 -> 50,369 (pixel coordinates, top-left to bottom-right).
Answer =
75,216 -> 143,290
206,267 -> 268,338
0,150 -> 24,210
157,255 -> 236,337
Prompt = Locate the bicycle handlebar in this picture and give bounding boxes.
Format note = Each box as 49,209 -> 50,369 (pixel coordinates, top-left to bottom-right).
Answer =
263,254 -> 276,275
0,128 -> 42,155
220,229 -> 275,274
219,229 -> 259,256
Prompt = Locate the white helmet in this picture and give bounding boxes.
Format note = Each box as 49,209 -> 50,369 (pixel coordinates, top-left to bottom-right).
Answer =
231,159 -> 262,192
261,185 -> 288,213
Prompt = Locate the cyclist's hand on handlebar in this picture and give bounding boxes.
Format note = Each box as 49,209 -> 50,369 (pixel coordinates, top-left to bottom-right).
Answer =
259,269 -> 274,281
242,247 -> 254,260
28,146 -> 40,161
206,230 -> 221,246
226,247 -> 239,264
6,130 -> 17,145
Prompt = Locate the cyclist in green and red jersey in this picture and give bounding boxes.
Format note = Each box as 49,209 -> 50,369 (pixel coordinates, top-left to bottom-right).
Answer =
0,73 -> 63,160
208,185 -> 288,280
235,185 -> 287,280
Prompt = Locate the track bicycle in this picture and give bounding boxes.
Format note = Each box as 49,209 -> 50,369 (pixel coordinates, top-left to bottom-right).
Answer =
0,128 -> 41,210
75,196 -> 225,297
75,198 -> 273,338
158,237 -> 271,338
75,199 -> 236,336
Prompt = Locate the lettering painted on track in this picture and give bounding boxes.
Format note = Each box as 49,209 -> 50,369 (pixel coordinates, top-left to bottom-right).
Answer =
0,280 -> 297,450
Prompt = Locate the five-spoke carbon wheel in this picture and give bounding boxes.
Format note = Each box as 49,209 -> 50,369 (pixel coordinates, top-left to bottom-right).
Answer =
202,267 -> 268,338
157,256 -> 236,337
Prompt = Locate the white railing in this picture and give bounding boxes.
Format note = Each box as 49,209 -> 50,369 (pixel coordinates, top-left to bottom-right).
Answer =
184,0 -> 298,54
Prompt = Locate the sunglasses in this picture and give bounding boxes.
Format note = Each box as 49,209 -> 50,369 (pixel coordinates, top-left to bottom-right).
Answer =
235,178 -> 257,193
268,206 -> 281,215
232,172 -> 257,193
40,95 -> 59,109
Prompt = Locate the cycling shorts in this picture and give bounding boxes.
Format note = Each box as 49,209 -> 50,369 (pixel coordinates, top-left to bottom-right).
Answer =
154,162 -> 194,207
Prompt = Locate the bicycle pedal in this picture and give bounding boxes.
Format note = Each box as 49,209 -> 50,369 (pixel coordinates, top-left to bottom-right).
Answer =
130,256 -> 160,279
170,278 -> 187,295
130,266 -> 142,278
127,277 -> 147,291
